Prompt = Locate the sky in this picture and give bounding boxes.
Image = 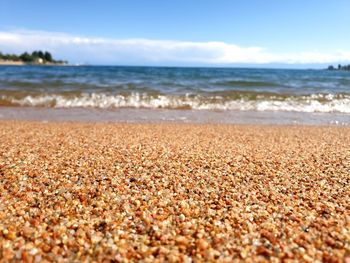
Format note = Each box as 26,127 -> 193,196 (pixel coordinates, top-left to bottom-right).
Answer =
1,0 -> 350,67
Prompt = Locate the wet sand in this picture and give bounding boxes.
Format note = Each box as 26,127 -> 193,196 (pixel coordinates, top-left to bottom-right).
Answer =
0,106 -> 349,126
0,121 -> 349,262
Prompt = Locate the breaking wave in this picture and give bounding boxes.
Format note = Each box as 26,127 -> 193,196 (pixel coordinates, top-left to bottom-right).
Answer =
1,92 -> 350,113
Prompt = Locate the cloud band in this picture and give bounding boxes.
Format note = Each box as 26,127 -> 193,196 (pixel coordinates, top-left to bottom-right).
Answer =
1,30 -> 349,65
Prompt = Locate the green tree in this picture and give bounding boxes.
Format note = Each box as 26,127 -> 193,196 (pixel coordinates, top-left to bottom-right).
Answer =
44,51 -> 53,62
0,50 -> 66,64
38,51 -> 44,59
9,54 -> 18,61
32,51 -> 39,58
20,52 -> 33,62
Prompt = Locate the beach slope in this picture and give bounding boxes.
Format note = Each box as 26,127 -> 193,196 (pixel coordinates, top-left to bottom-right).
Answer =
0,121 -> 349,261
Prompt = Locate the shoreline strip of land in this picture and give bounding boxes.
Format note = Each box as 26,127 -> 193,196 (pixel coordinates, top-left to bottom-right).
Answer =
0,60 -> 25,66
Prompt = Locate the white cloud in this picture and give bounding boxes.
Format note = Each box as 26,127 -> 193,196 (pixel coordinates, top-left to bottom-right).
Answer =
1,30 -> 350,65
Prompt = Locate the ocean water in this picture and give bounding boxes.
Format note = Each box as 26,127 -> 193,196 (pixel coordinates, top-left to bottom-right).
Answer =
0,65 -> 349,124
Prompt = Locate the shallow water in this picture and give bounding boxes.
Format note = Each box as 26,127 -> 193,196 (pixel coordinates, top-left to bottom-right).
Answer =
1,66 -> 350,111
0,107 -> 348,126
0,65 -> 349,124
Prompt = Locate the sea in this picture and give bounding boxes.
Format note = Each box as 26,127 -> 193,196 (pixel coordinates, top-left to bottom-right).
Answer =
0,65 -> 349,125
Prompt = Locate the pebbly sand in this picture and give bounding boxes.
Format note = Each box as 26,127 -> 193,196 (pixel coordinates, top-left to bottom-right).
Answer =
0,121 -> 349,262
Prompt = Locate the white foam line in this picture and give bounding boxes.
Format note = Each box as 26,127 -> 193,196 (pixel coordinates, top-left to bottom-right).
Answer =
7,93 -> 350,113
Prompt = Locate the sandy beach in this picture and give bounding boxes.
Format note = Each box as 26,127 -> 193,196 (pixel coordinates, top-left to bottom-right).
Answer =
0,121 -> 349,262
0,61 -> 25,66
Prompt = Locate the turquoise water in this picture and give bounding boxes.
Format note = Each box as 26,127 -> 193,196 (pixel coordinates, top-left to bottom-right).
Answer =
0,65 -> 350,113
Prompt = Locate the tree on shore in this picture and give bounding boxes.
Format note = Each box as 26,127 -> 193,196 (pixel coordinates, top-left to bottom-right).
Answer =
0,50 -> 66,64
327,64 -> 350,71
44,51 -> 53,62
20,52 -> 33,62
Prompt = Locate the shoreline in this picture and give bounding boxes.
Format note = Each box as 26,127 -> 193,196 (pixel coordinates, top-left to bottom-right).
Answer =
0,60 -> 68,66
0,106 -> 349,126
0,60 -> 25,65
0,121 -> 349,261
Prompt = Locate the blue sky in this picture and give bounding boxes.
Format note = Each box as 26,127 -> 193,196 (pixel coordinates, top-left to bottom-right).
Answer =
1,0 -> 350,66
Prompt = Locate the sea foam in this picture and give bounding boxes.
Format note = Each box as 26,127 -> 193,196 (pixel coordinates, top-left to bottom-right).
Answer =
4,92 -> 350,113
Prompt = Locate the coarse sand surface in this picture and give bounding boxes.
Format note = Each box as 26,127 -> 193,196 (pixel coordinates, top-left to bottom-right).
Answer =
0,121 -> 349,262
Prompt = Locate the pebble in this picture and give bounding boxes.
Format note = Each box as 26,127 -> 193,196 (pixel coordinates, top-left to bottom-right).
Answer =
197,239 -> 209,250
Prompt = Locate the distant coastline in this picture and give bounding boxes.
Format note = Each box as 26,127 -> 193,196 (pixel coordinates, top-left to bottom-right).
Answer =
327,64 -> 350,71
0,60 -> 25,66
0,60 -> 68,66
0,50 -> 68,66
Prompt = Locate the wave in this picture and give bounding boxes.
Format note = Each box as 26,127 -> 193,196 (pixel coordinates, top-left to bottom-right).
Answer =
215,80 -> 283,88
1,92 -> 350,113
